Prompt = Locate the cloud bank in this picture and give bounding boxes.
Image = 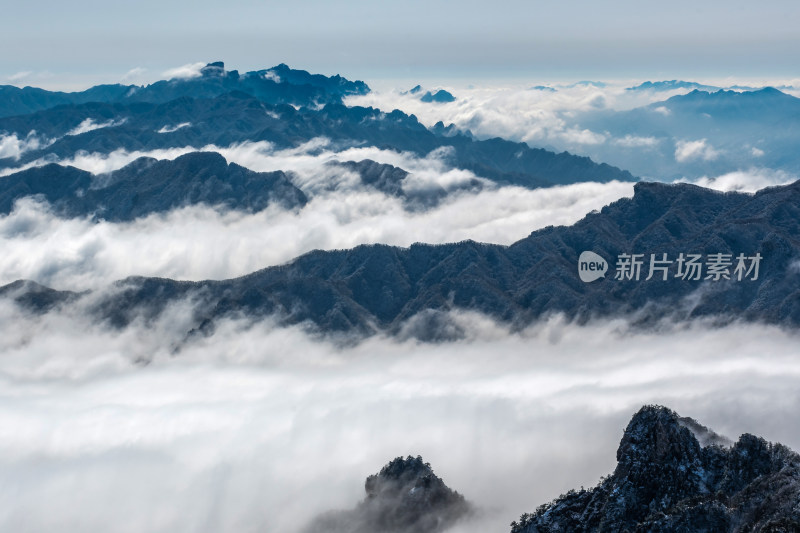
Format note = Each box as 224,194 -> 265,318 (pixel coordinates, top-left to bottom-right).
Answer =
0,179 -> 633,290
0,302 -> 798,533
0,131 -> 49,160
0,140 -> 635,289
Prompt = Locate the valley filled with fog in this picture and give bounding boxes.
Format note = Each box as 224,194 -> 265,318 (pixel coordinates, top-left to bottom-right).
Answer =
2,302 -> 800,532
1,64 -> 799,533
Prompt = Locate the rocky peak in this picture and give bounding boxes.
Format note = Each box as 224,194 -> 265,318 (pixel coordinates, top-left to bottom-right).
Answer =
303,455 -> 471,533
365,455 -> 448,502
512,405 -> 800,532
615,405 -> 705,474
200,61 -> 225,77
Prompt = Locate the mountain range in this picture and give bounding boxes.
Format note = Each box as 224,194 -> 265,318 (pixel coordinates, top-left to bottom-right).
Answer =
0,62 -> 634,189
3,178 -> 798,340
0,62 -> 369,118
0,151 -> 307,220
567,87 -> 800,179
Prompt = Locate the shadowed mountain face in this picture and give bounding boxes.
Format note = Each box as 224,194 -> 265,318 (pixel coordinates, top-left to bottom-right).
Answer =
302,456 -> 471,533
3,179 -> 799,337
0,151 -> 307,221
511,405 -> 800,533
0,62 -> 369,118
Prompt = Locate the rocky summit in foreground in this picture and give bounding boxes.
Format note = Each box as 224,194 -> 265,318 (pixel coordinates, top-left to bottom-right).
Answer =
512,406 -> 800,533
302,455 -> 472,533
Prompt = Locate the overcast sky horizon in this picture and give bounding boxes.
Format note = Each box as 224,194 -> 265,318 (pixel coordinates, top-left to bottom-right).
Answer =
3,0 -> 799,90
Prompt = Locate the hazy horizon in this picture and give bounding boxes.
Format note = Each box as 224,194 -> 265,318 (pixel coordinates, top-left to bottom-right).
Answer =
4,0 -> 800,90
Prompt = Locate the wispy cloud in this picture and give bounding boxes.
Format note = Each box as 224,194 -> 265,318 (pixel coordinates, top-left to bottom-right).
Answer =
7,71 -> 33,82
613,134 -> 660,148
678,167 -> 797,192
121,67 -> 147,81
674,138 -> 720,162
0,132 -> 49,160
66,117 -> 126,137
162,62 -> 205,80
156,122 -> 191,134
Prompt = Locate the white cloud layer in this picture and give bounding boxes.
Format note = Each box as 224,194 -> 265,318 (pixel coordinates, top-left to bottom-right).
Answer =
1,141 -> 795,290
157,122 -> 192,133
674,138 -> 720,163
162,62 -> 206,80
343,83 -> 709,153
0,304 -> 798,533
679,168 -> 798,192
0,131 -> 48,159
66,117 -> 126,137
613,134 -> 660,148
0,139 -> 636,289
0,177 -> 633,290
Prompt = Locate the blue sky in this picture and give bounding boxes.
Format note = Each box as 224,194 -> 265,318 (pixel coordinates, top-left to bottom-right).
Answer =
3,0 -> 800,88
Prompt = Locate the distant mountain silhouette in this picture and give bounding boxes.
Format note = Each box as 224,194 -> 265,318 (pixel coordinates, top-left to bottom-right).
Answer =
511,405 -> 800,532
4,179 -> 799,338
0,151 -> 306,221
420,90 -> 455,103
0,62 -> 368,118
626,80 -> 722,92
571,87 -> 800,179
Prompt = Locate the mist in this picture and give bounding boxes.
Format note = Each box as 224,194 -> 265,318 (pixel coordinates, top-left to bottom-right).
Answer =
0,142 -> 635,289
345,83 -> 800,183
1,296 -> 799,533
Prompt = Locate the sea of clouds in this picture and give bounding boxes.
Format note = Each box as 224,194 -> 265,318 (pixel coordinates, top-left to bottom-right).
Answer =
1,77 -> 799,533
1,301 -> 799,533
1,136 -> 794,290
0,140 -> 637,289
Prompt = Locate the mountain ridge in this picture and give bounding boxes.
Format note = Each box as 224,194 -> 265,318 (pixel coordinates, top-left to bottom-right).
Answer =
0,151 -> 307,221
0,62 -> 369,118
3,179 -> 799,338
0,92 -> 635,188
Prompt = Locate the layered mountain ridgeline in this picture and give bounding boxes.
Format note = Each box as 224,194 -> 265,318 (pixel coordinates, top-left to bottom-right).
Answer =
0,152 -> 466,218
0,152 -> 307,220
3,179 -> 799,337
626,80 -> 724,92
0,93 -> 634,188
573,87 -> 800,179
302,455 -> 472,533
626,80 -> 796,92
0,62 -> 368,118
328,159 -> 482,209
511,405 -> 800,532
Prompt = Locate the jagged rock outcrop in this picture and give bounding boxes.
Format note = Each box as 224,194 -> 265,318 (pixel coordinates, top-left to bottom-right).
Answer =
303,455 -> 472,533
511,405 -> 800,532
